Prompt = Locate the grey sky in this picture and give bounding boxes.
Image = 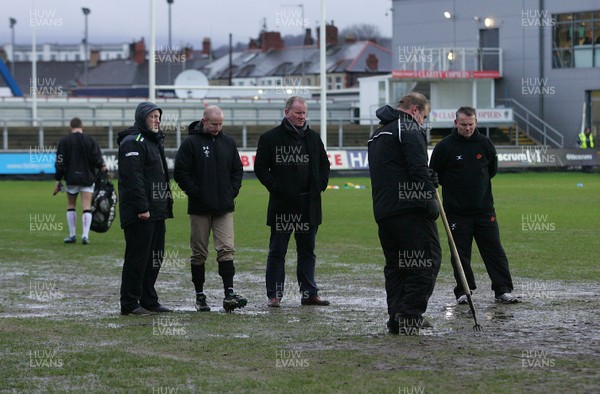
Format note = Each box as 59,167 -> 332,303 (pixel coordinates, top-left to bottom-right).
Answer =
3,0 -> 393,49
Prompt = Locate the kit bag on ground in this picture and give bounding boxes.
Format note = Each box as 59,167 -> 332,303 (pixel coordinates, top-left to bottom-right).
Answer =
90,171 -> 117,233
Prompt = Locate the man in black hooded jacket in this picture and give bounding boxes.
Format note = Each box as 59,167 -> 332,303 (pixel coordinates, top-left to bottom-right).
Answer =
174,105 -> 246,313
368,92 -> 441,335
117,102 -> 173,316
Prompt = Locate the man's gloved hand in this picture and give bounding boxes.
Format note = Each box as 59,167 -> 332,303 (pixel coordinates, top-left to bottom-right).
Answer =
426,198 -> 439,221
429,168 -> 439,188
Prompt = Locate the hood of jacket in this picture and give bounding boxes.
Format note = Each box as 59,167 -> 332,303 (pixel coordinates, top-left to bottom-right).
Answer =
451,128 -> 482,142
134,101 -> 162,133
375,105 -> 400,126
117,102 -> 163,145
376,105 -> 420,127
187,120 -> 204,135
187,120 -> 224,138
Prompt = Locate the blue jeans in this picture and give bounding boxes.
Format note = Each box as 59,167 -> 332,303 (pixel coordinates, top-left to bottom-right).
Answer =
265,226 -> 319,299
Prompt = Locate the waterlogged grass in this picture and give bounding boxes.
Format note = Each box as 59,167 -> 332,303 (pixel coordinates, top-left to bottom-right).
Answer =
0,172 -> 598,392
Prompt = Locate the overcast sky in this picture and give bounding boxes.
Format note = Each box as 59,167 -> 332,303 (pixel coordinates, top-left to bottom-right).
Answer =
3,0 -> 394,49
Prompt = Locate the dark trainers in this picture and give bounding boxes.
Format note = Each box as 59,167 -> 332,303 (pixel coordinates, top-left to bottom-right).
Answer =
387,319 -> 400,335
81,236 -> 89,245
64,236 -> 76,244
195,294 -> 211,312
223,292 -> 247,312
267,297 -> 281,307
395,315 -> 422,336
148,305 -> 173,313
121,306 -> 153,316
301,295 -> 330,306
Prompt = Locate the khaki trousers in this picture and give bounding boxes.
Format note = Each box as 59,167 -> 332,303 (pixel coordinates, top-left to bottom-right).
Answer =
189,213 -> 235,265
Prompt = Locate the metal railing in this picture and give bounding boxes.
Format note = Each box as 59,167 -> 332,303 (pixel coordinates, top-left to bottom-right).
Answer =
1,116 -> 383,150
498,98 -> 564,148
397,47 -> 503,76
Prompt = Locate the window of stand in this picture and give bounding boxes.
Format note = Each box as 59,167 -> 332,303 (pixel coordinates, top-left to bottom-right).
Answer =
552,10 -> 600,68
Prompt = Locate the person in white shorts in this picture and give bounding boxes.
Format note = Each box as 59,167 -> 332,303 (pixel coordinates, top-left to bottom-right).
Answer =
54,117 -> 106,244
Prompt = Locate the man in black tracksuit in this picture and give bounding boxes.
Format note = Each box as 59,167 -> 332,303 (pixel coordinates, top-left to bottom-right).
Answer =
254,96 -> 331,307
368,92 -> 441,335
118,102 -> 174,316
174,105 -> 246,313
430,106 -> 517,304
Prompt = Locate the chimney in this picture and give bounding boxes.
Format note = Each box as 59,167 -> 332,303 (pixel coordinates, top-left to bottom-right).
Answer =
316,22 -> 338,47
130,38 -> 145,65
248,38 -> 259,50
304,28 -> 314,46
202,37 -> 211,56
260,31 -> 284,52
326,21 -> 338,46
366,54 -> 378,71
344,33 -> 357,44
89,49 -> 100,67
184,46 -> 192,61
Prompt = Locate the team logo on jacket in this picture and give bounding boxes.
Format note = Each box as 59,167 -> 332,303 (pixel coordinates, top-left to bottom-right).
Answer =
203,146 -> 210,158
476,153 -> 483,160
455,155 -> 463,161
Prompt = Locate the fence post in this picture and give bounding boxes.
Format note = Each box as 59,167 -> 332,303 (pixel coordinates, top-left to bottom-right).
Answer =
338,120 -> 343,148
108,122 -> 113,150
543,125 -> 547,145
3,120 -> 7,150
38,120 -> 44,148
242,121 -> 247,149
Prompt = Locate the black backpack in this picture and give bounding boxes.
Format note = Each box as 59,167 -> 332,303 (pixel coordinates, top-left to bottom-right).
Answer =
90,171 -> 118,233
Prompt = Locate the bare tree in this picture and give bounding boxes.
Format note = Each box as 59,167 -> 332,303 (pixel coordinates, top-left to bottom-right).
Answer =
339,24 -> 383,42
